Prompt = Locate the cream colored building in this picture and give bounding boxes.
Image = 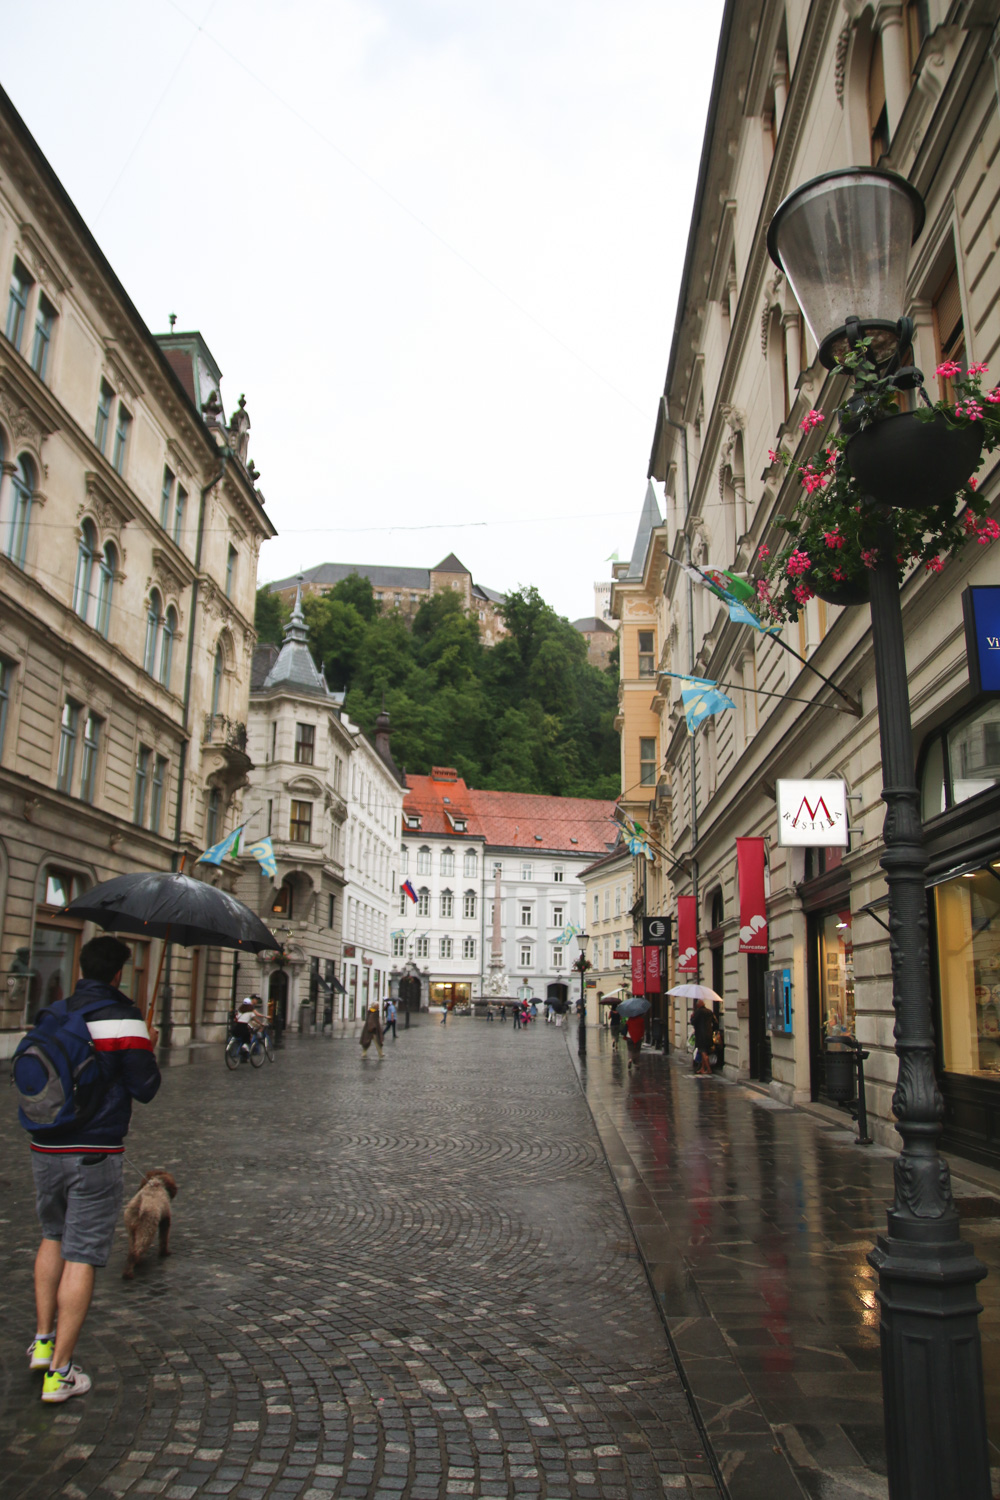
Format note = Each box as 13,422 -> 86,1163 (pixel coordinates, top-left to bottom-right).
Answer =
578,844 -> 634,1011
624,0 -> 1000,1166
237,595 -> 404,1029
0,88 -> 275,1053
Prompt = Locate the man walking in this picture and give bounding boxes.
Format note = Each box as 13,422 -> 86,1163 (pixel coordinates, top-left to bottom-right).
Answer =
384,998 -> 397,1040
22,935 -> 161,1402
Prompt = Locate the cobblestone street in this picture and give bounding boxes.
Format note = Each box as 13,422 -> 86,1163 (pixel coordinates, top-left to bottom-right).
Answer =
0,1021 -> 718,1500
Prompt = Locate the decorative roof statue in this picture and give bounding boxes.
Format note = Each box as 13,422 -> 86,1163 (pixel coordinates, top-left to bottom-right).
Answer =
228,393 -> 251,465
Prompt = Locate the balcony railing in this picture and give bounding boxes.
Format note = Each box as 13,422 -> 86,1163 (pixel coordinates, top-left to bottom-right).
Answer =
203,714 -> 248,752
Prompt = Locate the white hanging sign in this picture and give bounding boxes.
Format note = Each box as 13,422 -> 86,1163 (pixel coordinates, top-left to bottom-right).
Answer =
775,779 -> 849,847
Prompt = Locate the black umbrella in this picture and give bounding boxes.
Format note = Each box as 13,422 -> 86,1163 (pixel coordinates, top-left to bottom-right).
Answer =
64,871 -> 277,951
63,871 -> 278,1025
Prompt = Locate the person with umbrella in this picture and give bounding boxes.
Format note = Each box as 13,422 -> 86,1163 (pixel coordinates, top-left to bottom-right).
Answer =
616,995 -> 651,1070
691,998 -> 716,1076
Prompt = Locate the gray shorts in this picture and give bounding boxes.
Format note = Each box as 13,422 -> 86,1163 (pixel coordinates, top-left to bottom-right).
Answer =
32,1152 -> 124,1267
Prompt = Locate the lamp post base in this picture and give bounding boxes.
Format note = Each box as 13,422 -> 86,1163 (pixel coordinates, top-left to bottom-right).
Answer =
868,1230 -> 990,1499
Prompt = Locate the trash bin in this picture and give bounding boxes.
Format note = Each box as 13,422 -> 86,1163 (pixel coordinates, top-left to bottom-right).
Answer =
824,1043 -> 856,1102
298,1001 -> 315,1034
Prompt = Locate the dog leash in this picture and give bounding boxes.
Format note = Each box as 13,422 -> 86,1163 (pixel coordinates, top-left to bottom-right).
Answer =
122,1153 -> 148,1184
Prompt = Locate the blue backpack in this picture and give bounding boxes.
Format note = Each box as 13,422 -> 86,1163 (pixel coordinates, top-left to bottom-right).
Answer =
11,999 -> 109,1133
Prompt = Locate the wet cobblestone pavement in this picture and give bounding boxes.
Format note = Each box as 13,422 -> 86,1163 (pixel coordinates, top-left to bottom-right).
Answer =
0,1021 -> 719,1500
573,1029 -> 1000,1500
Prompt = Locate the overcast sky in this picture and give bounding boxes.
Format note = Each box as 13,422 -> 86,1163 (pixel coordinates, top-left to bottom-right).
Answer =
4,0 -> 723,622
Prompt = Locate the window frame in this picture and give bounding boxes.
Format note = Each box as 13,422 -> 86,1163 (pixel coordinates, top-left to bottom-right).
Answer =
30,293 -> 56,381
5,260 -> 32,351
639,736 -> 657,786
133,743 -> 151,825
95,379 -> 114,455
294,722 -> 316,765
149,753 -> 167,832
57,700 -> 80,794
111,404 -> 131,475
0,657 -> 12,759
289,799 -> 313,843
80,711 -> 102,804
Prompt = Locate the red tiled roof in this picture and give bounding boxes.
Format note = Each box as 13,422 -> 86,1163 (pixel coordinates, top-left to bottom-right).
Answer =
402,774 -> 618,854
468,788 -> 618,855
403,772 -> 484,839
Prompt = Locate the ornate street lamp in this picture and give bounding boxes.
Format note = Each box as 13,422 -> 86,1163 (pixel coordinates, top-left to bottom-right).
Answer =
768,167 -> 989,1500
573,930 -> 591,1060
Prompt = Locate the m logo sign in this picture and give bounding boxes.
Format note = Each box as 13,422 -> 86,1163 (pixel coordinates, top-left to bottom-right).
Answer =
775,779 -> 849,847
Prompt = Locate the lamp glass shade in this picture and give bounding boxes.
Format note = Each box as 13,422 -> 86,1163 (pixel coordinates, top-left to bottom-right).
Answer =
577,930 -> 589,953
767,168 -> 924,349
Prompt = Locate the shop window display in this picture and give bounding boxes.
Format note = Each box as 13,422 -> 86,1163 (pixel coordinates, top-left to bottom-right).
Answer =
935,868 -> 1000,1077
819,910 -> 854,1040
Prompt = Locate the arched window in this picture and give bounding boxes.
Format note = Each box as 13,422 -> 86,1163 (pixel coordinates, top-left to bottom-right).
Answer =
144,590 -> 162,675
441,889 -> 453,918
159,606 -> 176,688
95,543 -> 116,638
210,642 -> 224,718
417,845 -> 431,874
463,848 -> 478,877
7,456 -> 34,568
441,846 -> 455,876
73,520 -> 97,620
463,889 -> 476,920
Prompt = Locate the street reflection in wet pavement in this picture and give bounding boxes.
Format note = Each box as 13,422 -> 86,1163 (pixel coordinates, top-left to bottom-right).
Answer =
571,1029 -> 1000,1500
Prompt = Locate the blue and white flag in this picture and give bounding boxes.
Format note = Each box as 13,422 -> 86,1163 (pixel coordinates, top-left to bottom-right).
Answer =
728,599 -> 780,634
680,680 -> 736,734
626,835 -> 653,860
245,836 -> 277,880
197,824 -> 245,866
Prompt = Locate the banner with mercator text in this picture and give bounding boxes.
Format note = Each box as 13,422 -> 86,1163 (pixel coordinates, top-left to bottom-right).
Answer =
736,837 -> 769,954
677,896 -> 698,972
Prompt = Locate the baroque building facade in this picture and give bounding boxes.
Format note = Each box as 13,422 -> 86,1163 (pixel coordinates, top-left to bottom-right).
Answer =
0,85 -> 275,1055
616,0 -> 1000,1163
238,590 -> 405,1030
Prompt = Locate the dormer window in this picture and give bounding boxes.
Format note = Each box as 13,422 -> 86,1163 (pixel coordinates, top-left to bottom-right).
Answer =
453,818 -> 467,832
406,813 -> 422,830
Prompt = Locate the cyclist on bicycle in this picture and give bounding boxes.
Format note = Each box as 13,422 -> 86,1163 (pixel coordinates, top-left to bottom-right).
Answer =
231,996 -> 264,1059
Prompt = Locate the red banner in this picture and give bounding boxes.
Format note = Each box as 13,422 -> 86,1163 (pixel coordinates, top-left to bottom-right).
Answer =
677,896 -> 698,972
737,837 -> 769,954
630,945 -> 645,995
644,945 -> 660,993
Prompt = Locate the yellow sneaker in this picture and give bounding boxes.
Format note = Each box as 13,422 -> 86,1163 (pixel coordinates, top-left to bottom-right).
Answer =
41,1364 -> 91,1403
27,1336 -> 54,1371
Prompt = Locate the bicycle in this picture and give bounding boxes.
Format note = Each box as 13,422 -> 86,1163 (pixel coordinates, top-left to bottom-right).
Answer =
225,1025 -> 274,1069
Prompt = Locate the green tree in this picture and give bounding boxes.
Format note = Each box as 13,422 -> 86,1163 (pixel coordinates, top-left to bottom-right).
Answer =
302,594 -> 367,691
326,572 -> 379,622
254,586 -> 288,645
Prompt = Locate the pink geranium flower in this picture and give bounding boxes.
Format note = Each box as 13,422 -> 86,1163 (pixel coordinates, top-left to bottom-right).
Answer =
823,527 -> 845,550
792,583 -> 815,604
786,549 -> 812,577
925,556 -> 944,572
767,449 -> 783,464
969,362 -> 989,377
758,544 -> 770,559
800,409 -> 825,433
831,566 -> 846,582
960,399 -> 984,421
986,388 -> 1000,404
861,549 -> 879,569
936,360 -> 961,379
969,477 -> 978,490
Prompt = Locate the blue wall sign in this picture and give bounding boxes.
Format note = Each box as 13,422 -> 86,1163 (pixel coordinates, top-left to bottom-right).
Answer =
963,586 -> 1000,696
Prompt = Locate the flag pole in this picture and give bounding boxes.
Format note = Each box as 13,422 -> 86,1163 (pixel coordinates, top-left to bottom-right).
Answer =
686,561 -> 861,717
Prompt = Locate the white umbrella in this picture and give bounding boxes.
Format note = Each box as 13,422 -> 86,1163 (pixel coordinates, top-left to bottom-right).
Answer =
666,983 -> 724,1004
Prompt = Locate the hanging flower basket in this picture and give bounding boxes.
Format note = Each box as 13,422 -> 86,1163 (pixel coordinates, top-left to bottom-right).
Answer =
750,351 -> 1000,625
846,410 -> 984,509
813,574 -> 869,607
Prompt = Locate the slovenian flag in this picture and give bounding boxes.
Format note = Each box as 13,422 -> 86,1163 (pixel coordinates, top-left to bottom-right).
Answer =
401,879 -> 418,904
197,824 -> 245,866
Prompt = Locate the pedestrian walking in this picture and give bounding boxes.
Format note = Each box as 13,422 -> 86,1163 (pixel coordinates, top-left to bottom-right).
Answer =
609,1001 -> 621,1047
513,1005 -> 522,1030
383,998 -> 397,1040
625,1013 -> 646,1069
485,1004 -> 494,1022
360,1003 -> 384,1059
690,999 -> 716,1076
499,1004 -> 507,1024
14,935 -> 161,1403
440,1004 -> 448,1026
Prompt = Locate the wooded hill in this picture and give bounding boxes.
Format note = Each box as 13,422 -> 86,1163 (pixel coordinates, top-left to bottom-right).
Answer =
255,576 -> 620,799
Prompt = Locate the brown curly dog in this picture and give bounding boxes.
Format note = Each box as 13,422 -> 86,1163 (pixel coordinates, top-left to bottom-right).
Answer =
122,1169 -> 178,1280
